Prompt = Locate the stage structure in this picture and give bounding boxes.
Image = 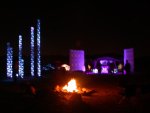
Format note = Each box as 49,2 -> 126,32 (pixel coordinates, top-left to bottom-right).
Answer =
31,27 -> 35,76
69,49 -> 85,71
37,19 -> 41,77
6,43 -> 13,78
18,35 -> 24,78
124,48 -> 134,74
93,57 -> 121,74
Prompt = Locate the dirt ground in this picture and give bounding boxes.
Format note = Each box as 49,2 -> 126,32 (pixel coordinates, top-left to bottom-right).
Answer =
0,71 -> 150,113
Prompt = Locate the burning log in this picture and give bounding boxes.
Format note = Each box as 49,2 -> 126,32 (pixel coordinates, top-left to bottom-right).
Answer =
54,78 -> 96,97
62,79 -> 78,92
82,89 -> 97,96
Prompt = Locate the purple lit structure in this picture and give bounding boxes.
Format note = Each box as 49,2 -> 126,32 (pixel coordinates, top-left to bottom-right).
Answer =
69,50 -> 85,71
101,66 -> 109,74
93,57 -> 121,74
124,48 -> 134,74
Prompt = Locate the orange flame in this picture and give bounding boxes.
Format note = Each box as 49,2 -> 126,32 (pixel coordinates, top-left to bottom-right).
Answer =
62,79 -> 78,92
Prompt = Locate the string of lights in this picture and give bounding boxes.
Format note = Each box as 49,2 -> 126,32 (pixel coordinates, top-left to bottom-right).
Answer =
37,19 -> 41,77
6,43 -> 13,78
31,27 -> 35,76
18,35 -> 24,78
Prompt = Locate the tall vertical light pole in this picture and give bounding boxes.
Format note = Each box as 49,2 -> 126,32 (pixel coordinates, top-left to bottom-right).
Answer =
37,19 -> 41,77
31,27 -> 35,76
18,35 -> 24,78
6,43 -> 13,78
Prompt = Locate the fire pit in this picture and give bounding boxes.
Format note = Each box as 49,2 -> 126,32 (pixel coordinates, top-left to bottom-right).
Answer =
62,78 -> 78,93
54,78 -> 96,96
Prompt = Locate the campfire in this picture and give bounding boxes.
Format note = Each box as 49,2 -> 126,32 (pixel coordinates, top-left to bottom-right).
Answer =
62,79 -> 78,92
54,78 -> 96,103
55,78 -> 95,95
55,78 -> 81,93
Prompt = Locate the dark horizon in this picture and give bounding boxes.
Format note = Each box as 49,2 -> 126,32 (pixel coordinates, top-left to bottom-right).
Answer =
0,1 -> 150,58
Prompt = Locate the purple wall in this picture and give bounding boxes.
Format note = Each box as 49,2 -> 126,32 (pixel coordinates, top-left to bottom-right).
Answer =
69,50 -> 85,71
124,48 -> 134,74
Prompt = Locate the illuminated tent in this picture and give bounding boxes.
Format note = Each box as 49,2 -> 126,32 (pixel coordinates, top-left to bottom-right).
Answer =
93,57 -> 121,74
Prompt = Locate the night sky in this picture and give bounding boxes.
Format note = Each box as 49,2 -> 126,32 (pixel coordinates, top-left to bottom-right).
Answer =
0,1 -> 150,58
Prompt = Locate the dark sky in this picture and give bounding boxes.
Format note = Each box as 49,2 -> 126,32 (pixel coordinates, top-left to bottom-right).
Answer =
0,1 -> 150,58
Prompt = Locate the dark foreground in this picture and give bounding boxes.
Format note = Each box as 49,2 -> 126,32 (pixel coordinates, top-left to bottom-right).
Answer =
0,71 -> 150,113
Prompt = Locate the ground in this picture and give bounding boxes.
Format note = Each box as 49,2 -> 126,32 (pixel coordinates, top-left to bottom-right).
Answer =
0,71 -> 150,113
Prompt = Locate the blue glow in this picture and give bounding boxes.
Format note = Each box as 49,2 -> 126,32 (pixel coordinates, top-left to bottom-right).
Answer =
7,43 -> 13,78
37,19 -> 41,77
21,59 -> 24,78
42,64 -> 55,71
114,68 -> 118,74
31,27 -> 34,76
18,35 -> 24,78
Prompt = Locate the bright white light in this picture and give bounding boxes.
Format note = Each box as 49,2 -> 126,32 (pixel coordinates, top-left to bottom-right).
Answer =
61,64 -> 70,71
92,68 -> 98,73
16,73 -> 18,77
62,79 -> 78,92
82,66 -> 86,72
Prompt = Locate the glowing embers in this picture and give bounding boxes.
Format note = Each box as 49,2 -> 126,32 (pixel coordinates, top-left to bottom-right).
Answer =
62,79 -> 78,92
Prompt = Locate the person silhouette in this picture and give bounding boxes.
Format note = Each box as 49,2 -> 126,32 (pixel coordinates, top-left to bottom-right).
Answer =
124,60 -> 131,75
97,62 -> 102,74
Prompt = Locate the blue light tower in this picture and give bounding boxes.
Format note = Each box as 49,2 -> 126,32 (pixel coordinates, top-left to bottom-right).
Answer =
7,43 -> 13,78
31,27 -> 35,76
18,35 -> 24,78
37,19 -> 41,77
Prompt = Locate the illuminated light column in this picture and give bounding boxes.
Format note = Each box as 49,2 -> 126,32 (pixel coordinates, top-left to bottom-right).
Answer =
37,19 -> 41,76
69,49 -> 85,71
31,27 -> 34,76
7,43 -> 13,78
18,35 -> 24,78
21,59 -> 24,77
124,48 -> 134,74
